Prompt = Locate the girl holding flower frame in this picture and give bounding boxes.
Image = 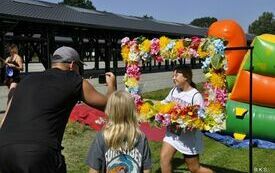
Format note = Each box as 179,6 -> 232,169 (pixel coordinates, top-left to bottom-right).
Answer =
160,65 -> 213,173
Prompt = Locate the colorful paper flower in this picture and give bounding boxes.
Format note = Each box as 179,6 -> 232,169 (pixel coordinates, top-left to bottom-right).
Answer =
139,39 -> 151,53
210,73 -> 226,88
150,38 -> 160,55
121,46 -> 130,62
159,36 -> 170,49
121,37 -> 130,47
124,77 -> 138,87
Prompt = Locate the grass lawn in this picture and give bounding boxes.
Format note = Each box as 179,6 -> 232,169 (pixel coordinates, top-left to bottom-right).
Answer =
63,87 -> 275,173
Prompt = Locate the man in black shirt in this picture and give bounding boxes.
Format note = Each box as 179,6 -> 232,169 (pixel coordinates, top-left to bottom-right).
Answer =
0,46 -> 116,173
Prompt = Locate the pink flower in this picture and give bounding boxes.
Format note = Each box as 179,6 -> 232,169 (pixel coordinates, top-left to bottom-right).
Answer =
215,88 -> 227,105
126,64 -> 141,79
150,38 -> 160,55
154,55 -> 164,63
129,40 -> 138,48
163,114 -> 171,126
155,113 -> 171,126
189,48 -> 199,58
132,93 -> 143,106
155,113 -> 164,123
190,36 -> 201,49
121,37 -> 130,47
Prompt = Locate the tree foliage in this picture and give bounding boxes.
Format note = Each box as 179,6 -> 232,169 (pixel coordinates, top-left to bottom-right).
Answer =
143,15 -> 154,20
60,0 -> 96,10
190,17 -> 217,28
248,12 -> 275,35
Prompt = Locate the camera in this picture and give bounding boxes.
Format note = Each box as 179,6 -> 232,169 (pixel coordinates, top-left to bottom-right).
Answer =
98,74 -> 106,84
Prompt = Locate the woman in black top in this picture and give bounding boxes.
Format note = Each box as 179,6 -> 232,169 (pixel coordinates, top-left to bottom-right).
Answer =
4,44 -> 23,103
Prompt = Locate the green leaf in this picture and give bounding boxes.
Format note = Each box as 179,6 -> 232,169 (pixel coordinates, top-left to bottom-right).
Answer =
211,54 -> 223,69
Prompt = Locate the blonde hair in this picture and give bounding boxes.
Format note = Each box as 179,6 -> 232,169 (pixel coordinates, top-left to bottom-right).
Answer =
103,90 -> 141,151
9,44 -> 18,54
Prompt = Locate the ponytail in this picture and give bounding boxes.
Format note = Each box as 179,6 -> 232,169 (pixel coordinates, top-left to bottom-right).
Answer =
190,81 -> 196,89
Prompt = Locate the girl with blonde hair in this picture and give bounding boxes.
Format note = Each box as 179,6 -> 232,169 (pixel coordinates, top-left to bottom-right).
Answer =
87,90 -> 152,173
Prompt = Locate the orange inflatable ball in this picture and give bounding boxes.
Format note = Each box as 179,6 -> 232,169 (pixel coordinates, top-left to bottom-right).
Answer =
208,20 -> 247,75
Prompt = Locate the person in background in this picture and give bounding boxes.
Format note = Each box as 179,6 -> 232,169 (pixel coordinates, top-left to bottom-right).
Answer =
4,44 -> 23,103
160,65 -> 213,173
0,46 -> 116,173
86,90 -> 152,173
0,57 -> 5,84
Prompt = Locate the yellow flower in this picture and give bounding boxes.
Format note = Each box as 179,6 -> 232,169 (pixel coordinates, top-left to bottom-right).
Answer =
159,36 -> 170,49
204,124 -> 211,131
160,50 -> 170,59
139,39 -> 151,52
193,119 -> 204,130
210,73 -> 226,88
170,48 -> 178,60
156,102 -> 175,114
170,113 -> 179,122
140,102 -> 155,119
205,72 -> 212,79
125,77 -> 138,87
121,46 -> 130,62
197,46 -> 209,58
175,39 -> 184,57
188,112 -> 193,116
205,102 -> 223,115
181,49 -> 191,59
175,39 -> 184,49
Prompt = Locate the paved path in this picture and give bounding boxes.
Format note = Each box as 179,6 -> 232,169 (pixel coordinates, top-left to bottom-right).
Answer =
87,69 -> 204,93
0,86 -> 8,115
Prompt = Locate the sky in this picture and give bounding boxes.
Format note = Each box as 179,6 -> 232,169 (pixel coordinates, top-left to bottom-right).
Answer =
44,0 -> 275,32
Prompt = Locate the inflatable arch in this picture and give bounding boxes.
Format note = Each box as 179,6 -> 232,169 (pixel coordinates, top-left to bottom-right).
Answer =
226,34 -> 275,141
209,20 -> 275,142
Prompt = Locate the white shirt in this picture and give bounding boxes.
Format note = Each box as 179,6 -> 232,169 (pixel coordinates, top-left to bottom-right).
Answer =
162,87 -> 204,155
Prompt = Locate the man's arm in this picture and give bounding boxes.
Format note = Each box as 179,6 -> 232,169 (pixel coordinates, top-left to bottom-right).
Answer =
82,72 -> 116,110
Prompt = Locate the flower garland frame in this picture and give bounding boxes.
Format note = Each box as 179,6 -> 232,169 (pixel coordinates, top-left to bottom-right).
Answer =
121,36 -> 227,132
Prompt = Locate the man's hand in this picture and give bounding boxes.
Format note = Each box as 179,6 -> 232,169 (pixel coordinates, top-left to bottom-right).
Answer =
105,72 -> 116,97
105,72 -> 116,88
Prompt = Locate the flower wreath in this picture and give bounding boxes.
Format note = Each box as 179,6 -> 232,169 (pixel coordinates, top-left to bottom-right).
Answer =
121,36 -> 227,132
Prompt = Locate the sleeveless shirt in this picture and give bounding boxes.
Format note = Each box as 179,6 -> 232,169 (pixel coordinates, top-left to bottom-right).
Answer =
5,56 -> 20,83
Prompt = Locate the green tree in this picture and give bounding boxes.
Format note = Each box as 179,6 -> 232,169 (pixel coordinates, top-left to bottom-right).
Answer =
190,17 -> 217,28
60,0 -> 96,10
143,14 -> 154,20
249,12 -> 275,35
